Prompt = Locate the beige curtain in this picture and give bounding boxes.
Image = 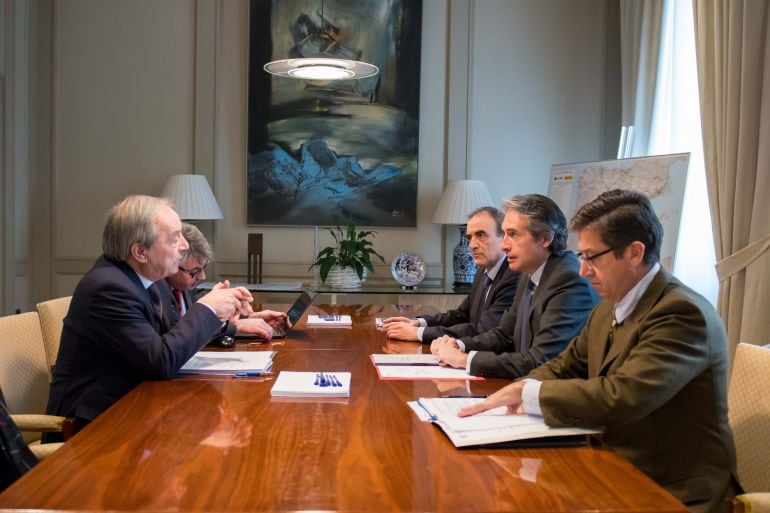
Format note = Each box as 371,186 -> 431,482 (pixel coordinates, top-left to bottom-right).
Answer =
620,0 -> 665,156
693,0 -> 770,359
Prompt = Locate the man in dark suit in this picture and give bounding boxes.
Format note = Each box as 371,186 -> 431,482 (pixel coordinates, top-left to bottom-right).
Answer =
46,195 -> 254,430
460,190 -> 737,513
162,223 -> 286,341
432,194 -> 598,378
382,207 -> 518,344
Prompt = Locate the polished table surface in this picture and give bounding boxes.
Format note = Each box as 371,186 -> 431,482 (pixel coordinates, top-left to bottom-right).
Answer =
0,304 -> 687,513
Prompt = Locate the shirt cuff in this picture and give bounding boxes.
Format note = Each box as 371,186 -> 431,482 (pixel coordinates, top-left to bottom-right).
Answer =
456,339 -> 467,352
465,350 -> 477,374
417,318 -> 427,327
416,327 -> 425,342
521,379 -> 543,416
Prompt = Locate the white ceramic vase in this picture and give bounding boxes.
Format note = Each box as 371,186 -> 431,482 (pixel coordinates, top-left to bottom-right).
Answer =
324,265 -> 367,290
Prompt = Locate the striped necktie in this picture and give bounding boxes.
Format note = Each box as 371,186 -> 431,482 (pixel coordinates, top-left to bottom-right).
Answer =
482,275 -> 494,303
518,280 -> 536,352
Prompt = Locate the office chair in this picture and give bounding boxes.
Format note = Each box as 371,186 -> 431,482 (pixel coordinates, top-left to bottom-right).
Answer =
728,343 -> 770,513
248,233 -> 263,284
36,296 -> 72,378
0,313 -> 68,459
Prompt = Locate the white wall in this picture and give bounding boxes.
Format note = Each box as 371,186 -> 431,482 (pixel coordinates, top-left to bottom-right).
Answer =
467,1 -> 609,200
9,0 -> 614,308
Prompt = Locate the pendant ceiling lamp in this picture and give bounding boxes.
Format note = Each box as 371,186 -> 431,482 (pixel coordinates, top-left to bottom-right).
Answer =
263,0 -> 379,81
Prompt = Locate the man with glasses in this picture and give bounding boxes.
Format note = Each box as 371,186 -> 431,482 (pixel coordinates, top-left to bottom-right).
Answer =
459,190 -> 736,513
431,194 -> 598,378
161,223 -> 287,342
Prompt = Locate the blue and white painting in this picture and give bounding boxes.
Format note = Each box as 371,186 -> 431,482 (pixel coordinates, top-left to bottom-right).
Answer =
247,0 -> 422,227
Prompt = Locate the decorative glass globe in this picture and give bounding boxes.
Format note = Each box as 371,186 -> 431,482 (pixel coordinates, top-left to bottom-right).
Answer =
390,252 -> 427,288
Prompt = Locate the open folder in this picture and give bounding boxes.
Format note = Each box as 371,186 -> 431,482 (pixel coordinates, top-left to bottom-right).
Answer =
411,397 -> 601,448
179,351 -> 275,375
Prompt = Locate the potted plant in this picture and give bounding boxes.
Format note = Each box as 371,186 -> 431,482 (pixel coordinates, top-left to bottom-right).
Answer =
310,224 -> 385,289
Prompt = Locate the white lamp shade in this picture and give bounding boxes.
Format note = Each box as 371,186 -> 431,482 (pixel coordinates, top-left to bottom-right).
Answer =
160,174 -> 223,220
431,180 -> 495,225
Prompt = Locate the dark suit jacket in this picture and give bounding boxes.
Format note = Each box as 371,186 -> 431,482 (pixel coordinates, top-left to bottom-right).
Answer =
160,280 -> 236,340
529,269 -> 736,513
462,251 -> 599,378
420,264 -> 519,344
46,256 -> 224,421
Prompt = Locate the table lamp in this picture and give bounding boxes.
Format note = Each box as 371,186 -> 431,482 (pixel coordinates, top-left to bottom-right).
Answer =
160,174 -> 223,221
431,180 -> 495,286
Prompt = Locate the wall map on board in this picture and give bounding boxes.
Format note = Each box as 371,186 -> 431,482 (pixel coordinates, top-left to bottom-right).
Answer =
247,0 -> 422,227
548,153 -> 690,271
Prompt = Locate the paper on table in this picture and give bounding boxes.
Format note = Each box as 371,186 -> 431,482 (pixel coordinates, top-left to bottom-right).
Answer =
413,397 -> 601,448
270,371 -> 351,398
179,351 -> 275,374
370,354 -> 439,365
306,314 -> 352,326
374,365 -> 484,381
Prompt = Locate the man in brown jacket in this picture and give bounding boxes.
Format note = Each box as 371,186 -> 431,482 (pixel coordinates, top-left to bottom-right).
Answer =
460,190 -> 737,513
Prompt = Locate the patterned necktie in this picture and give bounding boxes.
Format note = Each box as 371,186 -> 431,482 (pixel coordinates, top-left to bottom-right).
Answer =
517,279 -> 536,352
482,275 -> 494,303
147,284 -> 165,333
174,289 -> 184,315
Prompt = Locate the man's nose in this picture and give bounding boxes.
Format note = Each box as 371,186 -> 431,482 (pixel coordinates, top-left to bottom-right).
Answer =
179,235 -> 189,253
579,259 -> 592,277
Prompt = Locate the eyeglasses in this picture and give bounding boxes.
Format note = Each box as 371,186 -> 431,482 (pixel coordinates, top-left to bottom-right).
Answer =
576,247 -> 617,268
179,261 -> 208,279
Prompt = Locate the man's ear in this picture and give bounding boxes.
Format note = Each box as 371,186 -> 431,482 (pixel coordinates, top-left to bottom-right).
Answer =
627,241 -> 646,265
540,232 -> 554,249
130,242 -> 148,263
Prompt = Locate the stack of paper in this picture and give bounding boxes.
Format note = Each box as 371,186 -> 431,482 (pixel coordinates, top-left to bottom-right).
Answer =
370,354 -> 484,381
410,397 -> 601,448
306,314 -> 352,327
179,351 -> 275,375
270,371 -> 351,397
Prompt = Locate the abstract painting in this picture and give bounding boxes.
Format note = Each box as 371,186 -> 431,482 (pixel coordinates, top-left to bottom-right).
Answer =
247,0 -> 422,227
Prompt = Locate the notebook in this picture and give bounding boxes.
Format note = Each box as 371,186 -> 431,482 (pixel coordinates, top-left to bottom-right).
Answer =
270,371 -> 351,398
236,288 -> 317,339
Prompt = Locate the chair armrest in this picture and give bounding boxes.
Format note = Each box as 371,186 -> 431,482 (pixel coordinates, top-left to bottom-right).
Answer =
10,414 -> 66,432
28,442 -> 65,460
730,493 -> 770,513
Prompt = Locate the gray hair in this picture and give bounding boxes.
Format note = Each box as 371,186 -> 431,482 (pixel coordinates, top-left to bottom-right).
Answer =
181,222 -> 213,263
468,206 -> 504,235
502,194 -> 568,253
102,195 -> 173,261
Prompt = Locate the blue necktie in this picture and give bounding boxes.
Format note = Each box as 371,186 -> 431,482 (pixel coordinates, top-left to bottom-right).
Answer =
517,280 -> 535,352
482,275 -> 494,303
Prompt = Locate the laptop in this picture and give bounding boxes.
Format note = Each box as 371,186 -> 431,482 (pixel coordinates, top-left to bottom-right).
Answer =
237,288 -> 317,339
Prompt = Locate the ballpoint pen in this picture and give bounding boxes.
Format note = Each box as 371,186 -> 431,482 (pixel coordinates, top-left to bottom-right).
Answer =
233,371 -> 274,378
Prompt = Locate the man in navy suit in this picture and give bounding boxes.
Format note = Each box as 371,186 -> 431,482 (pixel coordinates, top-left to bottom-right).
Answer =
433,194 -> 598,379
162,223 -> 287,341
46,195 -> 254,430
382,207 -> 519,344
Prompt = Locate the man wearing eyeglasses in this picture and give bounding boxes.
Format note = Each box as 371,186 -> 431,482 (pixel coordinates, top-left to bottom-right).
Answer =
459,190 -> 736,513
431,194 -> 599,378
162,223 -> 287,342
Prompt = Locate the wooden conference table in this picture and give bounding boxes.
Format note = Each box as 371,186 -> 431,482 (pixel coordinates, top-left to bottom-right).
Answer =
0,303 -> 686,513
